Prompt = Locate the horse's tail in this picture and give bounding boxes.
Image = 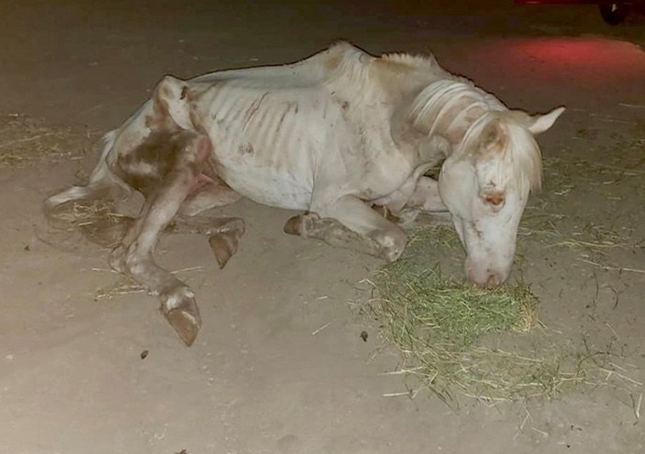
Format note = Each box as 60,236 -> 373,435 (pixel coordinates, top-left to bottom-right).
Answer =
44,130 -> 131,227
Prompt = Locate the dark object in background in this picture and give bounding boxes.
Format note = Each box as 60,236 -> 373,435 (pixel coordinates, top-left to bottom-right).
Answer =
599,2 -> 631,24
514,0 -> 643,25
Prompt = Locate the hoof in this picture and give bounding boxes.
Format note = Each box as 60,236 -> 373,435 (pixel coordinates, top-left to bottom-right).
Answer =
161,287 -> 202,346
371,228 -> 406,263
283,211 -> 319,236
208,225 -> 244,269
283,215 -> 303,235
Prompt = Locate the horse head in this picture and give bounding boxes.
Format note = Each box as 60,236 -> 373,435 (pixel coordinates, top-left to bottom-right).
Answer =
439,107 -> 564,286
409,80 -> 564,286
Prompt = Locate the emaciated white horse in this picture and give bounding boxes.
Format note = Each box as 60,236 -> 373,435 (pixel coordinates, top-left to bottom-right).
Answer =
45,42 -> 564,345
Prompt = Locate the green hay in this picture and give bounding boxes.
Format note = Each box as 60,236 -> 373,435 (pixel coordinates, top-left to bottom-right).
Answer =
376,265 -> 538,343
372,268 -> 586,403
404,222 -> 460,250
370,226 -> 595,405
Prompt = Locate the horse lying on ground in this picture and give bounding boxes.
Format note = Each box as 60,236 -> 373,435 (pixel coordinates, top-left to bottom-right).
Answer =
45,42 -> 564,346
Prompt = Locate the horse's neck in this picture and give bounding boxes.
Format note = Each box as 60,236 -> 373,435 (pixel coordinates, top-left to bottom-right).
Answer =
390,94 -> 482,166
401,80 -> 506,163
371,57 -> 450,105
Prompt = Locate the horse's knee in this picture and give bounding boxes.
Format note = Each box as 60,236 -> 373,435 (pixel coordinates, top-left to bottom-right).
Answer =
373,227 -> 406,262
123,245 -> 146,276
109,241 -> 147,278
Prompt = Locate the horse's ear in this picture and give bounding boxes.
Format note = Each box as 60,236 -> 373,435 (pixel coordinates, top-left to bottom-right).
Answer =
528,107 -> 565,135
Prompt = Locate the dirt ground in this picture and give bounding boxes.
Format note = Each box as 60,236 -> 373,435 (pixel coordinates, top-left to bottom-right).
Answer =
0,1 -> 644,453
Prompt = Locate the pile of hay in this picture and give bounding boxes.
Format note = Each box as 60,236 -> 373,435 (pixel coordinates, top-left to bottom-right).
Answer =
0,113 -> 97,167
370,225 -> 588,405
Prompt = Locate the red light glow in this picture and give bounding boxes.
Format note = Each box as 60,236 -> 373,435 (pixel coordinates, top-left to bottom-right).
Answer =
438,37 -> 645,109
502,38 -> 645,78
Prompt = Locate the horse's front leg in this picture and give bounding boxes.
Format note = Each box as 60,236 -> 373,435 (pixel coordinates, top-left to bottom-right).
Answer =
168,215 -> 245,270
394,176 -> 451,226
407,176 -> 448,212
284,195 -> 407,262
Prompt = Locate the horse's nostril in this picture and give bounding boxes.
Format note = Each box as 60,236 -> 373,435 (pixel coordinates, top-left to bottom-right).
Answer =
465,262 -> 506,288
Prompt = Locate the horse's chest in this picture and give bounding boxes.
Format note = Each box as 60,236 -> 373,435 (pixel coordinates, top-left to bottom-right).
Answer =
343,130 -> 415,198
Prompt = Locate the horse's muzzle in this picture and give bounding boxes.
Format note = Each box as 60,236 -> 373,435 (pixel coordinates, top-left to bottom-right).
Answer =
465,259 -> 509,288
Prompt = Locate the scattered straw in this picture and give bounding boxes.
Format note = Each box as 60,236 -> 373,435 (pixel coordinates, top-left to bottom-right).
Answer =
577,258 -> 645,275
0,113 -> 98,167
312,322 -> 331,336
96,276 -> 145,300
94,266 -> 206,300
549,224 -> 629,251
633,393 -> 643,420
47,199 -> 132,248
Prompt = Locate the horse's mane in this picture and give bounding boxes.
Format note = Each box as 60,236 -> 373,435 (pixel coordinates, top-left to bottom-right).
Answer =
380,51 -> 439,71
409,80 -> 542,192
321,43 -> 443,101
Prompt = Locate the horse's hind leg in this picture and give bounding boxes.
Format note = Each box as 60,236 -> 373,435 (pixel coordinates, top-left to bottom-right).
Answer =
109,133 -> 213,346
284,195 -> 407,262
45,132 -> 130,214
175,174 -> 244,268
168,215 -> 245,269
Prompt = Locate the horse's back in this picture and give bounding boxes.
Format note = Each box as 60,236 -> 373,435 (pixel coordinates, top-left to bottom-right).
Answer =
190,42 -> 368,90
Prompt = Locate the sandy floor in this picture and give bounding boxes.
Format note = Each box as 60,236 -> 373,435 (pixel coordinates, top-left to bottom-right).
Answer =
1,1 -> 644,453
